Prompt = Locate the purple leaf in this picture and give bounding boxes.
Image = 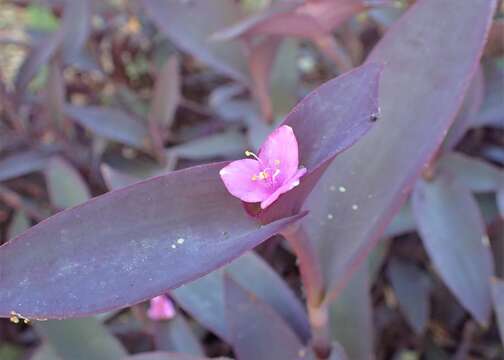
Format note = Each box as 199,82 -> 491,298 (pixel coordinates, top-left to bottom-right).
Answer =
0,149 -> 53,182
491,278 -> 504,345
213,0 -> 373,39
121,352 -> 229,360
148,55 -> 180,131
65,105 -> 149,149
142,0 -> 249,83
443,66 -> 484,149
437,152 -> 504,193
0,162 -> 305,319
475,61 -> 504,128
412,173 -> 494,325
383,203 -> 416,238
169,130 -> 246,161
100,164 -> 140,190
154,314 -> 205,356
247,36 -> 283,121
330,267 -> 374,360
60,0 -> 91,62
497,189 -> 504,218
102,166 -> 309,340
211,1 -> 299,40
306,0 -> 496,303
14,0 -> 90,96
386,258 -> 431,335
258,62 -> 381,222
15,30 -> 63,96
45,157 -> 91,209
45,59 -> 65,129
172,251 -> 310,342
224,276 -> 310,360
270,38 -> 299,117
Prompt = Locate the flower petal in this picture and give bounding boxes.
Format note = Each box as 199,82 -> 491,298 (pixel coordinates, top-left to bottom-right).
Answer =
220,159 -> 270,203
259,125 -> 300,180
148,295 -> 176,321
260,168 -> 307,209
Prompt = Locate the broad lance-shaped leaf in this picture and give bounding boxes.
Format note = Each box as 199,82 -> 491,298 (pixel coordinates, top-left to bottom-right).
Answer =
154,314 -> 205,356
149,55 -> 180,131
213,0 -> 374,39
102,157 -> 309,341
45,157 -> 91,209
34,318 -> 127,360
491,278 -> 504,345
412,173 -> 494,325
122,353 -> 231,360
172,251 -> 310,343
15,30 -> 64,96
386,258 -> 431,335
142,0 -> 249,84
14,0 -> 90,96
330,266 -> 374,360
258,62 -> 381,222
224,276 -> 312,360
59,0 -> 91,63
0,149 -> 54,182
437,152 -> 504,193
0,162 -> 305,319
443,66 -> 484,150
0,62 -> 379,319
65,105 -> 149,149
475,60 -> 504,128
305,0 -> 496,304
498,189 -> 504,218
169,130 -> 246,161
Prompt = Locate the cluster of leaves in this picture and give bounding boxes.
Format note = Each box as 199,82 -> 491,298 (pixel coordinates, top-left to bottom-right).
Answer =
0,0 -> 503,359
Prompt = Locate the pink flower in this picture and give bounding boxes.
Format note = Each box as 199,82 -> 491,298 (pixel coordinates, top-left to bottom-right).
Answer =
220,125 -> 307,209
147,295 -> 175,321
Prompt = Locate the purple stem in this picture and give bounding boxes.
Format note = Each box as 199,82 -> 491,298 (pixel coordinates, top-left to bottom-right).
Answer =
280,223 -> 332,359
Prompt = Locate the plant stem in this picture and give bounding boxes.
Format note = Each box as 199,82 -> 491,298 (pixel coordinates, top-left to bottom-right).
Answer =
280,223 -> 332,359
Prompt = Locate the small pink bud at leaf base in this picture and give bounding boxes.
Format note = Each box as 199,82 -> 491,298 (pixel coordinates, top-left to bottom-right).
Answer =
219,125 -> 306,209
147,295 -> 176,321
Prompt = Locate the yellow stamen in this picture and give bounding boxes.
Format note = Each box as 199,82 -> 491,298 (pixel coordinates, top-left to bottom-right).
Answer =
10,311 -> 29,324
274,159 -> 280,165
245,150 -> 261,161
251,175 -> 257,181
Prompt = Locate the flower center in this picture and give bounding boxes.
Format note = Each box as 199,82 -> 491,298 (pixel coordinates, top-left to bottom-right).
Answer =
245,151 -> 281,183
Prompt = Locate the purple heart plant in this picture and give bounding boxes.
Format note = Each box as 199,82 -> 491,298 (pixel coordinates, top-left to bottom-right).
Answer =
0,0 -> 501,359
